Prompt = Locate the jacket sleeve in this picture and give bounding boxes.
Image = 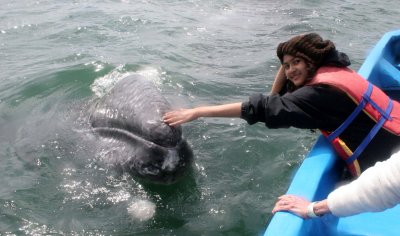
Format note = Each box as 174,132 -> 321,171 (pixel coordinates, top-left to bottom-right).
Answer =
327,151 -> 400,217
240,86 -> 344,129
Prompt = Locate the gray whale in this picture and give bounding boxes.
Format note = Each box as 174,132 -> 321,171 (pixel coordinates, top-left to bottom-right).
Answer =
90,75 -> 193,184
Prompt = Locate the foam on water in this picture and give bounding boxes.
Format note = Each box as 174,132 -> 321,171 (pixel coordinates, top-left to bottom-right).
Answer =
127,199 -> 156,222
90,64 -> 131,98
90,65 -> 163,98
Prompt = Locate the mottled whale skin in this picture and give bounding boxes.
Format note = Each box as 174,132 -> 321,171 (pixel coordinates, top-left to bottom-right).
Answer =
90,75 -> 193,184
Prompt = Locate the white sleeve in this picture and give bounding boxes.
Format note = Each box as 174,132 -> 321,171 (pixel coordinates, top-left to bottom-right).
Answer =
327,151 -> 400,217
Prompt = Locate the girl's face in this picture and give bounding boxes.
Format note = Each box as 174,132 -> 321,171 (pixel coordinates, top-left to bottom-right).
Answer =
282,55 -> 311,88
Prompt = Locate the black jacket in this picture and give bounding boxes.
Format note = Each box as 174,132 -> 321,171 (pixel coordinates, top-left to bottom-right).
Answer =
241,84 -> 400,171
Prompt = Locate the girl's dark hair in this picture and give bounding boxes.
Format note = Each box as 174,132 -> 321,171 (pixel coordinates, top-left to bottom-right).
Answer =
277,33 -> 336,68
277,33 -> 351,92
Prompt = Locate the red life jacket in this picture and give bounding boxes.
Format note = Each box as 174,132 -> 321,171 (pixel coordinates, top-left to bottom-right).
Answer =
307,66 -> 400,176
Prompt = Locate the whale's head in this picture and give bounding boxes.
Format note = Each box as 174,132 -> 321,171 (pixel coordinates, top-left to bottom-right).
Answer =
90,75 -> 193,184
92,124 -> 193,185
125,138 -> 193,184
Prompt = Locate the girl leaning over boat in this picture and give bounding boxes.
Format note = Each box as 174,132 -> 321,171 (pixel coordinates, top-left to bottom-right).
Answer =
163,32 -> 400,176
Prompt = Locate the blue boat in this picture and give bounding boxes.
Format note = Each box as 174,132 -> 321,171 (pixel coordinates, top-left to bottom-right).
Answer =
264,30 -> 400,236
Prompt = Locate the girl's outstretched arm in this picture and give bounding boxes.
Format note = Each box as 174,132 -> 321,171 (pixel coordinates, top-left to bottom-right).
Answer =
163,102 -> 242,127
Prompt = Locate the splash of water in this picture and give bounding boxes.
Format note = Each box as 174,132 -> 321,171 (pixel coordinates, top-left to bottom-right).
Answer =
127,199 -> 156,222
90,65 -> 162,98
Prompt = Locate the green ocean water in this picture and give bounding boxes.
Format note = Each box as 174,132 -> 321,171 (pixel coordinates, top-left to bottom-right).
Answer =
0,0 -> 399,235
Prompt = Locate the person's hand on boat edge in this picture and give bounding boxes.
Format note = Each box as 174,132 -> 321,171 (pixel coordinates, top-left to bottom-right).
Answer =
272,194 -> 330,219
272,195 -> 310,219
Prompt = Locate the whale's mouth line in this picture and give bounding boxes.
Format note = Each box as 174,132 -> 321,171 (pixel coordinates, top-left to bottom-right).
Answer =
91,127 -> 191,184
91,127 -> 176,150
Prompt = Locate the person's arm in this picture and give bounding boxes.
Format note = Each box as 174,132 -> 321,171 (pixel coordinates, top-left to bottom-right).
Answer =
272,151 -> 400,218
163,102 -> 242,127
165,85 -> 347,129
270,66 -> 286,95
327,151 -> 400,217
